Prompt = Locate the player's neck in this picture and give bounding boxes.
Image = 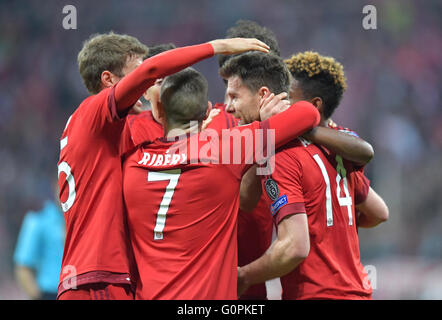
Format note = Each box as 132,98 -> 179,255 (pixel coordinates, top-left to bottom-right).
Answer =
165,121 -> 201,139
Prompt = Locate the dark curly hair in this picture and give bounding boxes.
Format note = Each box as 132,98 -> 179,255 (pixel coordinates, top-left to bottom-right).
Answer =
285,51 -> 347,119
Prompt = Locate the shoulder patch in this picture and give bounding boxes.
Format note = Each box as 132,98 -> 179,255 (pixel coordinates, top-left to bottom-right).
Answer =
264,178 -> 279,201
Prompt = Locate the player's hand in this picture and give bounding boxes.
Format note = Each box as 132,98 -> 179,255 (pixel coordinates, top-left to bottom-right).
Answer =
259,91 -> 291,121
209,38 -> 270,55
202,107 -> 221,130
128,99 -> 146,115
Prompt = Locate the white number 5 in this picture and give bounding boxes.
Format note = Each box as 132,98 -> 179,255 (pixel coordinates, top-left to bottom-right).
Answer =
148,169 -> 181,240
58,116 -> 76,213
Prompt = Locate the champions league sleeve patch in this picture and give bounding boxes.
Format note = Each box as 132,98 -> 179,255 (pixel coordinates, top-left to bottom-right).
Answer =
265,178 -> 288,215
264,178 -> 279,201
270,195 -> 288,216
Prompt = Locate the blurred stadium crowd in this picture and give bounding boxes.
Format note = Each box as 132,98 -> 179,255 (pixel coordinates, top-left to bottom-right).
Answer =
0,0 -> 441,299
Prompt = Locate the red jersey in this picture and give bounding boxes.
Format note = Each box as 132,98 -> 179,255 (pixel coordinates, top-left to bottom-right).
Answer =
122,102 -> 320,299
57,43 -> 215,297
237,123 -> 370,299
209,103 -> 239,131
120,111 -> 163,156
261,138 -> 372,300
327,122 -> 371,226
123,105 -> 271,299
237,195 -> 273,300
120,103 -> 238,155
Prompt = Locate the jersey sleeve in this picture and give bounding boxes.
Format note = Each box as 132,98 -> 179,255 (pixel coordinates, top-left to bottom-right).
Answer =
206,105 -> 238,132
120,111 -> 166,156
261,149 -> 306,226
221,101 -> 319,178
114,43 -> 214,116
330,122 -> 369,170
353,170 -> 370,205
76,84 -> 124,133
13,213 -> 41,268
265,100 -> 320,151
329,120 -> 360,138
119,118 -> 136,156
128,112 -> 163,145
337,128 -> 360,138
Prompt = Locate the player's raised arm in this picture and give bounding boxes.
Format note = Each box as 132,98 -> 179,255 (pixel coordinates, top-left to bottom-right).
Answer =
209,38 -> 270,55
114,38 -> 270,114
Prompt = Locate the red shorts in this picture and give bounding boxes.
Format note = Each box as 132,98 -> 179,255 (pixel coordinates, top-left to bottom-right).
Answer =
57,283 -> 134,300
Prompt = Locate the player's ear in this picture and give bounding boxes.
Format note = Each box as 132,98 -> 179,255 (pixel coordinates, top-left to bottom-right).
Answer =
101,70 -> 119,89
257,87 -> 271,112
156,101 -> 167,126
204,101 -> 213,120
311,97 -> 324,114
258,87 -> 271,100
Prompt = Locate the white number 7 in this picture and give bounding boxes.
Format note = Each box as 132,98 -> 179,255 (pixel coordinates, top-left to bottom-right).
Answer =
148,169 -> 181,240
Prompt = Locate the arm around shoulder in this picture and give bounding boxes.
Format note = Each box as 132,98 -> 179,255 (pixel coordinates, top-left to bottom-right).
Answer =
304,126 -> 374,166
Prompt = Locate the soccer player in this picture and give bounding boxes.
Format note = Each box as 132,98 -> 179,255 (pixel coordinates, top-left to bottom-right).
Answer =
237,51 -> 387,299
56,32 -> 271,300
218,20 -> 283,300
216,20 -> 285,299
122,65 -> 320,299
120,42 -> 238,156
286,52 -> 389,229
220,51 -> 378,302
218,20 -> 379,300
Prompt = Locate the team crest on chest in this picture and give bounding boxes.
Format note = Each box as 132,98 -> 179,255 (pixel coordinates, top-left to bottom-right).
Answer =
264,178 -> 279,201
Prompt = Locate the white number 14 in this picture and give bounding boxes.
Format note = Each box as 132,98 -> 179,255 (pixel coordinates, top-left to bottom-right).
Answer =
313,154 -> 353,226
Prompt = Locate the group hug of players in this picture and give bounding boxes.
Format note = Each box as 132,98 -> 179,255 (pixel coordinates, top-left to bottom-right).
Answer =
56,20 -> 389,300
